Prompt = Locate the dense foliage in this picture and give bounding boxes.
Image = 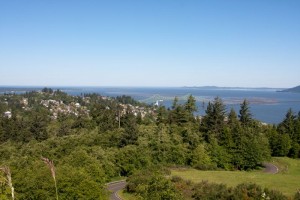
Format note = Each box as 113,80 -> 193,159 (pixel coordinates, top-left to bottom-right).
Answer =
126,168 -> 182,200
0,89 -> 300,199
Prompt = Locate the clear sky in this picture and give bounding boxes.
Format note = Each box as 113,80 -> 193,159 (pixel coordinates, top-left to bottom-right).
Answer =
0,0 -> 299,88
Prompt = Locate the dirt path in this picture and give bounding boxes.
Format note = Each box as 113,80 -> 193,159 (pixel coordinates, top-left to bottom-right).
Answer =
107,180 -> 126,200
262,162 -> 279,174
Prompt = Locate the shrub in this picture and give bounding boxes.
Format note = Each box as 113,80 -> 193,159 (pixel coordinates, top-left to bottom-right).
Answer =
232,183 -> 263,199
126,168 -> 182,200
192,181 -> 231,200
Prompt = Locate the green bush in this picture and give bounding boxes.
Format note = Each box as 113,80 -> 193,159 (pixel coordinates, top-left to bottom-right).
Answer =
126,168 -> 182,200
192,181 -> 231,200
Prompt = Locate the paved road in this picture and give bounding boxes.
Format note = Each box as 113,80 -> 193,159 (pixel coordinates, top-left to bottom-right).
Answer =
107,180 -> 127,200
262,162 -> 279,174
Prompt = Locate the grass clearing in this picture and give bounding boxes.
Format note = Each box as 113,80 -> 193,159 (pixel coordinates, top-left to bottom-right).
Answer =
171,157 -> 300,197
108,176 -> 127,182
118,190 -> 140,200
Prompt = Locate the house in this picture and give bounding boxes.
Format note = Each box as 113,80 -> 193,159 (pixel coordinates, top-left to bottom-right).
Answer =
4,111 -> 12,118
21,98 -> 28,106
75,103 -> 81,108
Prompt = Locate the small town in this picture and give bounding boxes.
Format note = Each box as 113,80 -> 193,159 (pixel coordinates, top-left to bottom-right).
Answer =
1,89 -> 155,123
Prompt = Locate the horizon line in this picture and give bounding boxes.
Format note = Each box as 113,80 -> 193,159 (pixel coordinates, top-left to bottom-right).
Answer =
0,85 -> 289,89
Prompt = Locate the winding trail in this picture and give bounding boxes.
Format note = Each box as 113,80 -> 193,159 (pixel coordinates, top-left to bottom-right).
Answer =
107,180 -> 127,200
262,162 -> 279,174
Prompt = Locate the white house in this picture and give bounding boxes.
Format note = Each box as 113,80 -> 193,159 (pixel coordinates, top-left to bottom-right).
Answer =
4,111 -> 12,118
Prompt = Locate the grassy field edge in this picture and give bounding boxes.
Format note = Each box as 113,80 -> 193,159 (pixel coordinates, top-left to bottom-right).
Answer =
171,157 -> 300,197
118,190 -> 139,200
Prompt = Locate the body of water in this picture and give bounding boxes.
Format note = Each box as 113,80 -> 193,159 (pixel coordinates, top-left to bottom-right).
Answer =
68,87 -> 300,124
1,86 -> 300,124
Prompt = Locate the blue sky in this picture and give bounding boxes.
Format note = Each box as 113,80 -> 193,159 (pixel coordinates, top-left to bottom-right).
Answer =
0,0 -> 299,88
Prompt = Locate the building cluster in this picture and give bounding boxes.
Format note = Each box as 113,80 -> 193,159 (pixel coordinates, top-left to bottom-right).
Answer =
1,92 -> 155,121
119,103 -> 153,118
20,98 -> 31,111
1,97 -> 11,118
40,99 -> 89,119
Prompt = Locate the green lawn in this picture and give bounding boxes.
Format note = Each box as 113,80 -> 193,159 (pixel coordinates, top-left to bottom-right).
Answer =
118,190 -> 140,200
171,157 -> 300,197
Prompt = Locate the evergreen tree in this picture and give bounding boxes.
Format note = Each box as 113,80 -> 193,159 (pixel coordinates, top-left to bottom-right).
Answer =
227,108 -> 240,128
212,97 -> 226,130
156,106 -> 168,125
278,108 -> 295,134
295,114 -> 300,143
239,99 -> 252,126
272,109 -> 300,157
185,95 -> 197,121
29,111 -> 49,141
90,104 -> 118,132
173,105 -> 188,124
190,144 -> 215,170
201,97 -> 226,135
201,102 -> 214,133
269,132 -> 291,157
172,96 -> 179,110
120,109 -> 139,147
181,126 -> 202,150
208,137 -> 232,169
168,97 -> 188,125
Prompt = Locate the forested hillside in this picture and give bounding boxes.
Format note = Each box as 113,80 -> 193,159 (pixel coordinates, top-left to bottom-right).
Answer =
1,89 -> 300,199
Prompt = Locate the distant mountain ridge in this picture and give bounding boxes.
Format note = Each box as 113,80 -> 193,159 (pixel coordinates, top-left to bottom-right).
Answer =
280,85 -> 300,93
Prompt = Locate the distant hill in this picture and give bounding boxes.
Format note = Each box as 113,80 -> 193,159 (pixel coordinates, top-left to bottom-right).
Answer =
280,85 -> 300,93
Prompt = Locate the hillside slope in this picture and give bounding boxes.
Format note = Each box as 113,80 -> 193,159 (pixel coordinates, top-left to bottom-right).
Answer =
280,85 -> 300,93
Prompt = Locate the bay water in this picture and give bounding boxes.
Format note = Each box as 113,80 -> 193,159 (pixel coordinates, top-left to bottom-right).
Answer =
2,86 -> 300,124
